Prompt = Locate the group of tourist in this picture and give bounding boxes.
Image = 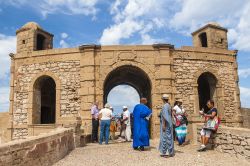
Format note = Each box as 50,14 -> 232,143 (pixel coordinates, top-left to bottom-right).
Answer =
91,94 -> 219,157
91,102 -> 132,145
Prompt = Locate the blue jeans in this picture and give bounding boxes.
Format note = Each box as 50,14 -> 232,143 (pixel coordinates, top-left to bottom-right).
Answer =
99,120 -> 111,144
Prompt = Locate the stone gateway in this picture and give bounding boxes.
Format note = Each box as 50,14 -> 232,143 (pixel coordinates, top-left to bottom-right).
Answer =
6,22 -> 242,141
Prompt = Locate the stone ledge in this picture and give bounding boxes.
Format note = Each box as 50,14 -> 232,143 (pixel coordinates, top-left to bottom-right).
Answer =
196,125 -> 250,161
0,128 -> 75,165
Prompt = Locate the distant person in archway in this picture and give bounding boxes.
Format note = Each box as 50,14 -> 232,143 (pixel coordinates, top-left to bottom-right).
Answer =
121,106 -> 131,142
133,98 -> 152,151
159,94 -> 174,157
99,103 -> 112,145
109,107 -> 117,141
91,101 -> 99,143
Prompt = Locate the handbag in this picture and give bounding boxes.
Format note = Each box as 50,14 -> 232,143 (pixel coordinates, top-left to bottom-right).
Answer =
203,116 -> 221,131
181,116 -> 188,125
175,116 -> 181,127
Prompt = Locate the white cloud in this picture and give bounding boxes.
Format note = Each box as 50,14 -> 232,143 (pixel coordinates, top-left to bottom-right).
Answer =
0,0 -> 29,7
59,32 -> 69,48
239,68 -> 250,78
141,34 -> 164,45
59,40 -> 69,48
0,34 -> 16,79
169,0 -> 250,51
1,0 -> 100,18
240,87 -> 250,108
228,3 -> 250,51
40,0 -> 99,18
99,0 -> 172,45
100,19 -> 143,45
0,86 -> 10,112
107,85 -> 140,112
61,32 -> 68,39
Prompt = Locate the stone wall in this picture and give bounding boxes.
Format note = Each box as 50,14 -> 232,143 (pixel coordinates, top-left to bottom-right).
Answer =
0,128 -> 74,165
0,112 -> 9,144
13,61 -> 81,139
241,108 -> 250,128
197,125 -> 250,161
173,51 -> 239,125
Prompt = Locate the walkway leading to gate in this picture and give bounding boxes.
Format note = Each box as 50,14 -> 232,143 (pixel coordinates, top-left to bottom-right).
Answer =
54,140 -> 249,166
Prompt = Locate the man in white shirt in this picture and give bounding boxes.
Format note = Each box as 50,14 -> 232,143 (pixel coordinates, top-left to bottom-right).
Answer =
99,103 -> 112,145
121,106 -> 131,142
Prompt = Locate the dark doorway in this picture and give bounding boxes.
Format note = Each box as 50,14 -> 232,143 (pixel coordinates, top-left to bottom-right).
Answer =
36,34 -> 45,50
33,76 -> 56,124
199,32 -> 208,47
198,72 -> 217,112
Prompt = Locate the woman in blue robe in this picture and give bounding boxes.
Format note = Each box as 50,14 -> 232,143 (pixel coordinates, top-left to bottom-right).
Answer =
159,94 -> 174,157
133,98 -> 152,151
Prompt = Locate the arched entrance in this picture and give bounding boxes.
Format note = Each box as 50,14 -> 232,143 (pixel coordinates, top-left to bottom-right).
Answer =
197,72 -> 217,112
103,65 -> 151,107
33,76 -> 56,124
107,85 -> 140,115
103,65 -> 152,136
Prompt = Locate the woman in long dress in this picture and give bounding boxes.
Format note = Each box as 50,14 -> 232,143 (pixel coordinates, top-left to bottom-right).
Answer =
173,99 -> 188,146
159,94 -> 174,157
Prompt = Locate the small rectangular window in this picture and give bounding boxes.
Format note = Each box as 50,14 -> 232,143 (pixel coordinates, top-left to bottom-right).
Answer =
22,40 -> 26,44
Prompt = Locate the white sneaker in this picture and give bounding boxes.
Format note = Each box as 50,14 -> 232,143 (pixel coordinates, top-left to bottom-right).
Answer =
198,145 -> 206,152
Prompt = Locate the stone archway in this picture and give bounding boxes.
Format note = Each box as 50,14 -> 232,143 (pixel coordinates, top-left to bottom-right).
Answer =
103,65 -> 152,136
197,72 -> 217,112
103,65 -> 152,107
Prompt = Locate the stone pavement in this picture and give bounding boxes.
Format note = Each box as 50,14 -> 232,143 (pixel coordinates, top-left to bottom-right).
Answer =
54,140 -> 249,166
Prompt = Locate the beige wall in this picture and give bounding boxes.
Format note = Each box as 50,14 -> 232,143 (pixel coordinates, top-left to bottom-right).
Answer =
0,128 -> 75,165
9,44 -> 241,140
241,108 -> 250,128
8,22 -> 242,140
0,112 -> 9,143
197,124 -> 250,162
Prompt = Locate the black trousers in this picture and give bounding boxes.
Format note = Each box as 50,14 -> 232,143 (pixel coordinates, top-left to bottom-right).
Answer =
92,119 -> 99,142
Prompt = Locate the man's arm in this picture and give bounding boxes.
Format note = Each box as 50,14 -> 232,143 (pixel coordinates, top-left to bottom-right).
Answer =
91,107 -> 96,119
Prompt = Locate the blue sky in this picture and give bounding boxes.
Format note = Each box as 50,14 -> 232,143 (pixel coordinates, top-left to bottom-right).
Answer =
0,0 -> 250,112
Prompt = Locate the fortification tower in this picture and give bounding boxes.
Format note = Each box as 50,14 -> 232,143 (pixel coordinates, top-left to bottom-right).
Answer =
192,22 -> 228,49
16,22 -> 53,56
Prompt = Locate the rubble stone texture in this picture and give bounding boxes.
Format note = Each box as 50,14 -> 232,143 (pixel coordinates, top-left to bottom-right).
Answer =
197,125 -> 250,162
5,22 -> 242,141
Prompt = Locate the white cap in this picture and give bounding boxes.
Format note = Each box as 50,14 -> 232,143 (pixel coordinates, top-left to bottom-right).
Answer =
123,106 -> 128,109
104,103 -> 111,108
162,94 -> 169,99
176,98 -> 183,103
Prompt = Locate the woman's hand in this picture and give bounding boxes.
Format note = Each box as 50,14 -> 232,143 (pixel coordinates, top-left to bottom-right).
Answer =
163,125 -> 166,132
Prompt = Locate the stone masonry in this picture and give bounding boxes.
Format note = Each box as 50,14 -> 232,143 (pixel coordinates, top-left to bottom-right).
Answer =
4,21 -> 242,141
12,61 -> 81,139
0,128 -> 74,165
173,54 -> 239,125
197,124 -> 250,161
